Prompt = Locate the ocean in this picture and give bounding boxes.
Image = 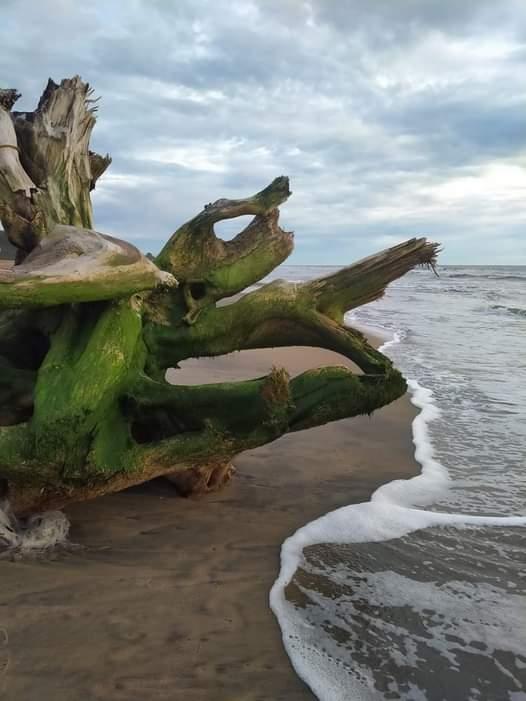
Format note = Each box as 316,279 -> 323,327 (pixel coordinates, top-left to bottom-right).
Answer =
269,265 -> 526,700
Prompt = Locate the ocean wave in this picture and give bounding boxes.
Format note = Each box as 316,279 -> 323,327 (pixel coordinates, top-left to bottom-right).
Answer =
442,287 -> 471,294
490,304 -> 526,318
444,273 -> 525,281
412,285 -> 477,295
270,329 -> 526,700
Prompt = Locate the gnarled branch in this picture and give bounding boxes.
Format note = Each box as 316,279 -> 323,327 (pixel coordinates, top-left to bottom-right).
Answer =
304,237 -> 439,322
144,237 -> 437,376
155,177 -> 293,323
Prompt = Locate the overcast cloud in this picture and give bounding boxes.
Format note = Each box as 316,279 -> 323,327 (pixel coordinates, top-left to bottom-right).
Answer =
2,0 -> 525,263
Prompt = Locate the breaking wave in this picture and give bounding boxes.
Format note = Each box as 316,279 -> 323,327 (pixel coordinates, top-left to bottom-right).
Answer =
444,273 -> 525,282
490,304 -> 526,318
270,324 -> 526,700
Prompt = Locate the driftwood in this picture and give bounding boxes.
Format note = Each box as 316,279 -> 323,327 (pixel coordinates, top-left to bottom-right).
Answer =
0,77 -> 439,516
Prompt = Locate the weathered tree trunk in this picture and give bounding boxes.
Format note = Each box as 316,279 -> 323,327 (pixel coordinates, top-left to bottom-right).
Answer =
0,77 -> 439,517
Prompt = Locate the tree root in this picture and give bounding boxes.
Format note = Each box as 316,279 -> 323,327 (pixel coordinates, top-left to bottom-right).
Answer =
166,461 -> 236,496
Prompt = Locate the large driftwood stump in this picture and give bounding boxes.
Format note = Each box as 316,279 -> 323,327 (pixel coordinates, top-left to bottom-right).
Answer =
0,77 -> 439,516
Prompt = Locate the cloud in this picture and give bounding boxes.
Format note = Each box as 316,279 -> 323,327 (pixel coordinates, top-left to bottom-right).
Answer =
1,0 -> 525,263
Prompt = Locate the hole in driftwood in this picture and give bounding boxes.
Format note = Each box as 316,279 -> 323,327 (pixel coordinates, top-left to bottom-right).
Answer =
189,282 -> 207,300
129,407 -> 203,444
165,347 -> 358,386
214,214 -> 253,240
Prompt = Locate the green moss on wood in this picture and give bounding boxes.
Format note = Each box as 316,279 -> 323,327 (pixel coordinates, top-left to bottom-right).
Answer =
30,299 -> 145,480
0,108 -> 438,515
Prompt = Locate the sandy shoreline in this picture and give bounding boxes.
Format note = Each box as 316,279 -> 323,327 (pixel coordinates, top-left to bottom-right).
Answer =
1,343 -> 419,701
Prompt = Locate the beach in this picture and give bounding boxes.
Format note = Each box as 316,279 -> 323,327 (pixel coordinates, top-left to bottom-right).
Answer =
1,343 -> 419,701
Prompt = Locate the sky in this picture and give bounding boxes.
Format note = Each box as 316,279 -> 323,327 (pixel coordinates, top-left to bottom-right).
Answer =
1,0 -> 525,264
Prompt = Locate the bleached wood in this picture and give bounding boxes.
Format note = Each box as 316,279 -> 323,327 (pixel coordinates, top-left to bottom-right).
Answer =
0,224 -> 176,307
0,107 -> 36,196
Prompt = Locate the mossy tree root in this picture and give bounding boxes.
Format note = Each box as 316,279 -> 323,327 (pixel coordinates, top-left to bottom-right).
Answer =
0,75 -> 440,516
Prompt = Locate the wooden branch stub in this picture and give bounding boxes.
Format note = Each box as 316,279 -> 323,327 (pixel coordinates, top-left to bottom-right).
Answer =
199,175 -> 291,224
8,76 -> 101,237
303,237 -> 440,322
89,151 -> 112,191
0,90 -> 20,111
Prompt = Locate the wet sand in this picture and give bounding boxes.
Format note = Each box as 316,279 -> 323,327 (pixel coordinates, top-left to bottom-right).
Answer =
0,345 -> 419,701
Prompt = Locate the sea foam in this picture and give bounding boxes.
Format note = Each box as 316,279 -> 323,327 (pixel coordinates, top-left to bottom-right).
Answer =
0,500 -> 69,553
270,330 -> 526,701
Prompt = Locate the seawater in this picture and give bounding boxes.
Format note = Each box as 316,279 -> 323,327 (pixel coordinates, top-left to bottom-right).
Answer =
269,265 -> 526,700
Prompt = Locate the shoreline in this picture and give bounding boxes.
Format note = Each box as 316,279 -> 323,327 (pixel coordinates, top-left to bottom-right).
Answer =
1,341 -> 420,701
